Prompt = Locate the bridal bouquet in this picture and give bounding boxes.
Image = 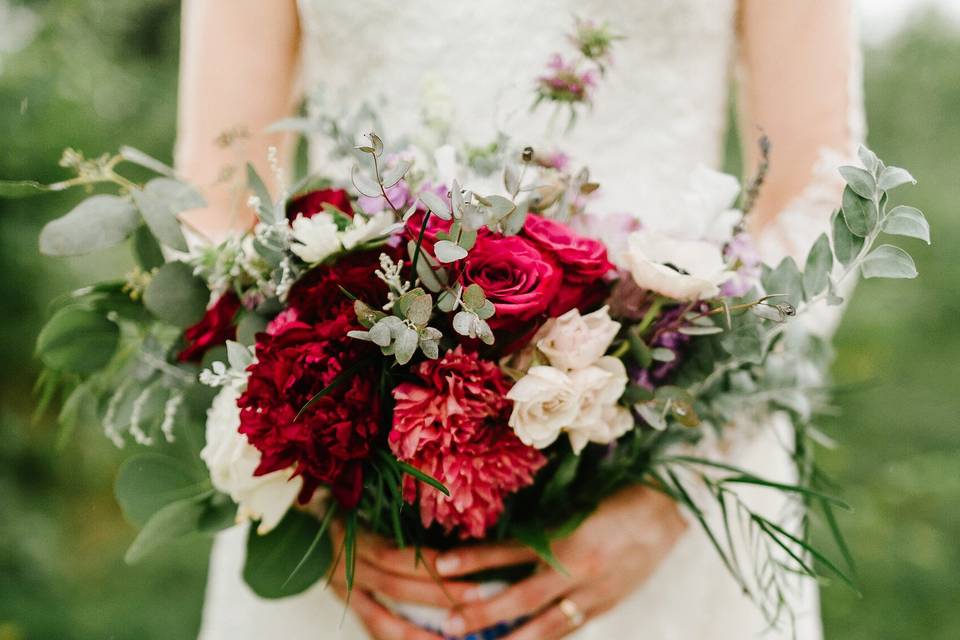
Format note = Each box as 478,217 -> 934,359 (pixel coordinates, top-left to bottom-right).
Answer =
7,18 -> 931,635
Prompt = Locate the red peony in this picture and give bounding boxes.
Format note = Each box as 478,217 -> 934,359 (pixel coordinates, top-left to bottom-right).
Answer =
286,249 -> 395,324
237,312 -> 379,509
522,214 -> 614,316
286,188 -> 353,220
177,292 -> 241,363
389,347 -> 546,538
463,235 -> 562,332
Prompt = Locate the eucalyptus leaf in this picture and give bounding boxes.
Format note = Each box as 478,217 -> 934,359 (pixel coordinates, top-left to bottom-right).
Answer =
463,283 -> 486,309
115,453 -> 209,527
877,166 -> 916,191
133,224 -> 166,270
36,307 -> 119,374
39,195 -> 140,256
143,261 -> 209,327
803,233 -> 833,297
433,240 -> 468,263
860,244 -> 918,279
236,312 -> 269,345
380,160 -> 411,188
125,495 -> 207,563
831,209 -> 864,268
247,163 -> 276,224
838,166 -> 876,199
119,145 -> 176,177
131,181 -> 192,252
841,186 -> 876,237
351,165 -> 382,198
405,293 -> 433,326
762,256 -> 805,307
857,146 -> 879,173
243,509 -> 332,598
883,206 -> 931,244
393,327 -> 419,364
419,190 -> 451,220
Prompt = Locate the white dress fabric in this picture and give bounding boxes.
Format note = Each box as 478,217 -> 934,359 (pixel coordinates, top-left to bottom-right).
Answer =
200,1 -> 863,637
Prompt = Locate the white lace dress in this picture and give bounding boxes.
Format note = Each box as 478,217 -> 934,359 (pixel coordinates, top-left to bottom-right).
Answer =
199,1 -> 863,637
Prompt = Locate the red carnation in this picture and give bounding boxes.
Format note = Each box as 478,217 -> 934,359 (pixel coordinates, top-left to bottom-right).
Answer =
238,313 -> 379,508
177,292 -> 241,363
389,347 -> 546,538
522,214 -> 614,316
286,249 -> 395,324
286,188 -> 353,221
463,234 -> 562,332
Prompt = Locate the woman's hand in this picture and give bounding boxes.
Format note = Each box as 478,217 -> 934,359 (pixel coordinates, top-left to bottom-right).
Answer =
328,521 -> 489,640
438,486 -> 688,639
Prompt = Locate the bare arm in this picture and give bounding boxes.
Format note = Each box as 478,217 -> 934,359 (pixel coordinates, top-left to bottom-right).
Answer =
738,0 -> 863,244
176,0 -> 301,241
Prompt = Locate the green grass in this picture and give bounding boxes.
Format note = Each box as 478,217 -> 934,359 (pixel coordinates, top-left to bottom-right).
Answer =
0,4 -> 957,639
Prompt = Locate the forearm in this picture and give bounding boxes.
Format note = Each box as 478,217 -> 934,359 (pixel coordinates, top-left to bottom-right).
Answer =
175,0 -> 301,241
738,0 -> 861,237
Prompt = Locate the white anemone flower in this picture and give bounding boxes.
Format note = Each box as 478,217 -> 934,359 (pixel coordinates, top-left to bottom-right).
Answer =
623,229 -> 731,301
289,213 -> 341,263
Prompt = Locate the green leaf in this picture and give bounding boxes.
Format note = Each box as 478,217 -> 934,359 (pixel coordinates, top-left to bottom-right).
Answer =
247,163 -> 277,224
840,186 -> 877,237
394,458 -> 450,496
511,523 -> 567,575
132,224 -> 166,270
131,179 -> 201,251
831,209 -> 864,268
877,166 -> 916,191
119,146 -> 176,177
883,206 -> 930,244
463,283 -> 486,309
541,453 -> 581,507
857,146 -> 879,173
838,166 -> 876,199
115,453 -> 209,527
36,307 -> 119,374
803,233 -> 833,297
244,509 -> 333,598
236,312 -> 268,345
143,261 -> 209,327
39,195 -> 140,256
197,493 -> 239,534
762,256 -> 804,307
860,244 -> 918,279
0,179 -> 51,198
125,495 -> 208,564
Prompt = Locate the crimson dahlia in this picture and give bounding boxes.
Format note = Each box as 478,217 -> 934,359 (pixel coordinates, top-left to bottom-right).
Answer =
390,347 -> 546,539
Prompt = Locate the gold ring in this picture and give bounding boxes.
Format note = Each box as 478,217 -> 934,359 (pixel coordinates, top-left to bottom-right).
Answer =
558,597 -> 585,628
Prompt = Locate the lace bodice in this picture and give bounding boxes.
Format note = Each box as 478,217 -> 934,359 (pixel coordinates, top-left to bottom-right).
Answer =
297,0 -> 738,220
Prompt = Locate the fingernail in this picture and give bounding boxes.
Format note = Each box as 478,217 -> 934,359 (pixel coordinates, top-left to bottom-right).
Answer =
463,586 -> 485,602
435,554 -> 460,576
442,615 -> 466,636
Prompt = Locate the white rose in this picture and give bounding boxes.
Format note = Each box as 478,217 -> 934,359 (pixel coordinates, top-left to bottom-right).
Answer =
289,213 -> 341,263
566,357 -> 633,453
622,229 -> 731,301
340,211 -> 401,250
201,386 -> 302,534
641,165 -> 742,244
537,306 -> 621,371
506,366 -> 580,449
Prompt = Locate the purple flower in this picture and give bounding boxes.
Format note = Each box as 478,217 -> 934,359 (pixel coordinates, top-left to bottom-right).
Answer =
720,233 -> 762,297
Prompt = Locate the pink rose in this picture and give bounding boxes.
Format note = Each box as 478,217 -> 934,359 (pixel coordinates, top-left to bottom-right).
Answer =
463,235 -> 562,332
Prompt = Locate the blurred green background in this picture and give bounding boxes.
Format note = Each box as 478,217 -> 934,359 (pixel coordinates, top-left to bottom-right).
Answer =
0,2 -> 957,639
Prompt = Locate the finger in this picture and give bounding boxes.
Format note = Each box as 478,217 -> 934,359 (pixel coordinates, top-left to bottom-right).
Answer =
503,594 -> 589,640
337,586 -> 444,640
443,571 -> 576,636
331,557 -> 480,608
433,542 -> 538,578
332,520 -> 442,579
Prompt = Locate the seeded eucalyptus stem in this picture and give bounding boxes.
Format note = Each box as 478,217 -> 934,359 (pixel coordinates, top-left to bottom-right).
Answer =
370,152 -> 401,217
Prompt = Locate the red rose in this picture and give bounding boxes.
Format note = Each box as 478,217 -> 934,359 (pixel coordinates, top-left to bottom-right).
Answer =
177,292 -> 241,363
390,347 -> 546,538
463,235 -> 562,331
286,188 -> 353,220
238,313 -> 379,509
522,214 -> 613,284
286,249 -> 396,324
522,214 -> 614,316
